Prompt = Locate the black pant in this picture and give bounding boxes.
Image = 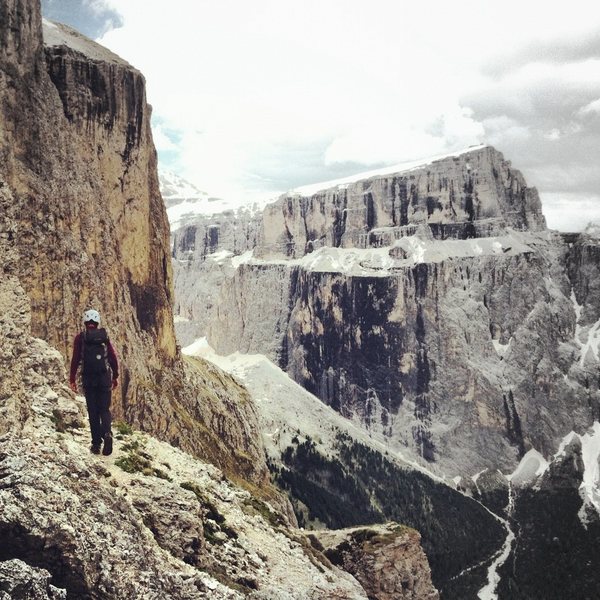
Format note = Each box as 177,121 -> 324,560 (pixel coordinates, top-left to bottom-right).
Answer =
84,386 -> 112,445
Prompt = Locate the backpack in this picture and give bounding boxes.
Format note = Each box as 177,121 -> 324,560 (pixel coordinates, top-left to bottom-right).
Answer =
81,328 -> 110,384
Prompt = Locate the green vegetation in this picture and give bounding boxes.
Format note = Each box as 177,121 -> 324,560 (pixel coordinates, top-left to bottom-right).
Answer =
273,430 -> 506,598
241,496 -> 287,529
114,436 -> 171,481
113,420 -> 133,437
275,438 -> 384,528
180,482 -> 224,522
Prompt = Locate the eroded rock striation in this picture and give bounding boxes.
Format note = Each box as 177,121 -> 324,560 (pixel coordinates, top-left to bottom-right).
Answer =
257,145 -> 546,258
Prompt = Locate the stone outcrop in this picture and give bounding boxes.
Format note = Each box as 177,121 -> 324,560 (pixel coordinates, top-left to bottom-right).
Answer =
0,559 -> 66,600
312,524 -> 439,600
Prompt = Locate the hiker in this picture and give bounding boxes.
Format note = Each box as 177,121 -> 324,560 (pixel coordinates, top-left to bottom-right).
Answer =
69,309 -> 119,456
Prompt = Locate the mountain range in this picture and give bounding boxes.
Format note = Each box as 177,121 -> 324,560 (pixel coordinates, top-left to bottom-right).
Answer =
1,1 -> 599,598
169,143 -> 600,598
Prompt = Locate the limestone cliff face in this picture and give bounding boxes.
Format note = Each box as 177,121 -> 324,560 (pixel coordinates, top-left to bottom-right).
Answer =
2,8 -> 175,363
0,0 -> 272,487
173,147 -> 599,477
173,210 -> 262,345
258,146 -> 546,259
567,232 -> 600,325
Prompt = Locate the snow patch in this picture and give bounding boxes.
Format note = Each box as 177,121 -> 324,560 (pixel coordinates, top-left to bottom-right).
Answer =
182,337 -> 211,357
231,250 -> 254,269
570,289 -> 600,367
583,222 -> 600,239
580,319 -> 600,367
249,232 -> 533,277
578,422 -> 600,521
555,430 -> 579,459
472,469 -> 487,484
166,199 -> 210,231
492,339 -> 510,357
292,145 -> 488,196
571,289 -> 583,323
208,250 -> 234,263
160,168 -> 276,230
508,449 -> 549,487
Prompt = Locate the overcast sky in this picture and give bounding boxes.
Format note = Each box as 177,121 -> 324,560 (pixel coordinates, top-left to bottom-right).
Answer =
41,0 -> 600,230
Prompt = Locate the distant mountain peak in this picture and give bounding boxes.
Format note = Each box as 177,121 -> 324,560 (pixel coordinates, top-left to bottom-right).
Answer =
158,168 -> 274,231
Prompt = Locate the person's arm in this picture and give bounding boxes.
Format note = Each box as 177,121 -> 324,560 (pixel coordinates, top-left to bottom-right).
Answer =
107,340 -> 119,388
69,333 -> 82,391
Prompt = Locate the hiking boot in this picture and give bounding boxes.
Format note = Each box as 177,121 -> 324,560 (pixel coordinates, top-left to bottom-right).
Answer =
90,443 -> 101,455
102,433 -> 113,456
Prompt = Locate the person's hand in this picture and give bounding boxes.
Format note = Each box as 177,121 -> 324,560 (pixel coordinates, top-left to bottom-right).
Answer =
69,381 -> 77,393
112,378 -> 118,390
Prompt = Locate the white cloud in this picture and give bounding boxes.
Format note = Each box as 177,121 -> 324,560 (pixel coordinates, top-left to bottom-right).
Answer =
544,129 -> 561,141
152,124 -> 177,152
88,0 -> 600,226
542,193 -> 600,232
324,107 -> 484,166
482,116 -> 531,146
85,0 -> 110,15
579,98 -> 600,116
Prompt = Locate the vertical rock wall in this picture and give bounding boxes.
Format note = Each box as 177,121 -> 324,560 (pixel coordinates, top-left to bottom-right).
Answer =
200,230 -> 598,475
1,7 -> 175,373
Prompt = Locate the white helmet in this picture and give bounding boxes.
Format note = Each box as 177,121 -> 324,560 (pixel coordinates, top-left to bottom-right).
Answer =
83,309 -> 101,325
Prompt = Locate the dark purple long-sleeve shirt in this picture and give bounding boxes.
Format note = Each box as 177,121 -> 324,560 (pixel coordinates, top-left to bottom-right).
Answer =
69,330 -> 119,384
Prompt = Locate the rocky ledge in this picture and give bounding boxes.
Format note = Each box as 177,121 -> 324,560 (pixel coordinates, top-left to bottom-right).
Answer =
312,524 -> 439,600
0,275 -> 438,599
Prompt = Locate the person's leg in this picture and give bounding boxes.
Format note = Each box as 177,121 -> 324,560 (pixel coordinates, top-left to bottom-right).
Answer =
98,387 -> 113,455
85,387 -> 103,452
